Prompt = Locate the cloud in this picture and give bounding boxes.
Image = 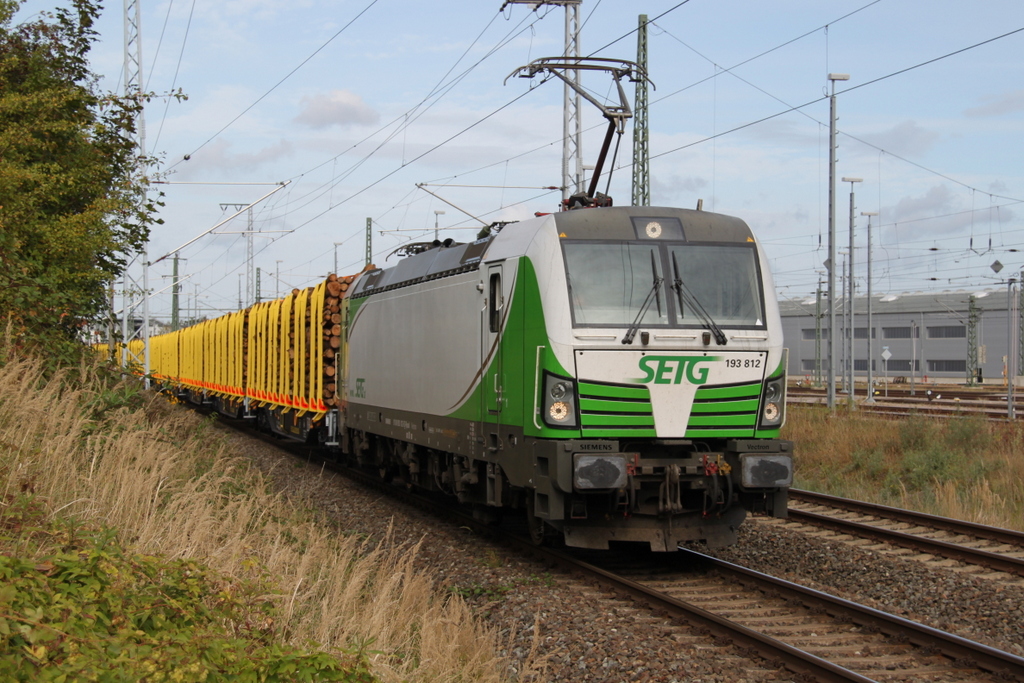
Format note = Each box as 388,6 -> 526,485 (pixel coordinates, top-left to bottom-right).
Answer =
964,89 -> 1024,117
889,185 -> 957,223
294,90 -> 380,129
651,174 -> 709,202
856,120 -> 939,158
178,138 -> 295,177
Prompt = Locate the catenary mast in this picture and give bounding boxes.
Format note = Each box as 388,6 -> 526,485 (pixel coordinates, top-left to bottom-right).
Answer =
121,0 -> 150,382
501,1 -> 583,202
631,14 -> 650,207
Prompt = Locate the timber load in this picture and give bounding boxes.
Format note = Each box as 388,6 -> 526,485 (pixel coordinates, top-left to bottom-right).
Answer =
145,268 -> 369,422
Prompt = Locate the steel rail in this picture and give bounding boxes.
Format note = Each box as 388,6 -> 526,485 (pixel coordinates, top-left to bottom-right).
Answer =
222,419 -> 1024,681
341,462 -> 1024,680
788,508 -> 1024,578
787,386 -> 1024,421
303,456 -> 1014,682
510,542 -> 878,683
790,489 -> 1024,547
234,422 -> 875,682
786,490 -> 1024,577
689,549 -> 1024,681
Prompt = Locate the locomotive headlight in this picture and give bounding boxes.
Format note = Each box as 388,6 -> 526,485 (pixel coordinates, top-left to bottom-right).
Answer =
550,381 -> 569,400
758,376 -> 786,428
549,401 -> 571,421
542,372 -> 578,428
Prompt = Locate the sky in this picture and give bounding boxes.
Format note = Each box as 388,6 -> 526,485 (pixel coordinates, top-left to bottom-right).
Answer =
16,0 -> 1024,319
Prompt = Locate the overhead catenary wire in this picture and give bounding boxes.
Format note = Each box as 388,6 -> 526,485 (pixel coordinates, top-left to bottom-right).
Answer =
265,9 -> 1024,291
253,8 -> 550,222
161,0 -> 872,275
151,0 -> 196,152
633,26 -> 1024,179
147,3 -> 1024,319
166,0 -> 383,172
243,0 -> 687,233
647,19 -> 1024,207
419,1 -> 884,192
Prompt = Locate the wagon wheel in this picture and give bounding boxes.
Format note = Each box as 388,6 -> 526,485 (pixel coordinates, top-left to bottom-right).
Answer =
525,493 -> 546,546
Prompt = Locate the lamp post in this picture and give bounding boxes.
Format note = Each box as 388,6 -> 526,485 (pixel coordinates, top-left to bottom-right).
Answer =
434,210 -> 446,241
911,319 -> 917,396
827,73 -> 849,410
842,176 -> 862,404
861,211 -> 878,403
839,251 -> 847,392
1009,277 -> 1018,420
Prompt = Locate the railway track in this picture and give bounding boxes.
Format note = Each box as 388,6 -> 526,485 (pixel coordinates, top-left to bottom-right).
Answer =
788,385 -> 1024,420
225,418 -> 1024,682
783,489 -> 1024,580
584,547 -> 1024,682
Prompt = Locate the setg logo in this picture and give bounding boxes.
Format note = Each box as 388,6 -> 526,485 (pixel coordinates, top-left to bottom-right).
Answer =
353,378 -> 366,399
635,356 -> 720,385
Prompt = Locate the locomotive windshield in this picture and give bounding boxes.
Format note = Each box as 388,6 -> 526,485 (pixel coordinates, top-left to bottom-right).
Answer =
563,241 -> 765,329
563,243 -> 668,327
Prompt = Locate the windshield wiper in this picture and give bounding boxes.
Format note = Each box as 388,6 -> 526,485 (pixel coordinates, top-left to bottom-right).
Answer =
672,252 -> 727,345
622,252 -> 663,345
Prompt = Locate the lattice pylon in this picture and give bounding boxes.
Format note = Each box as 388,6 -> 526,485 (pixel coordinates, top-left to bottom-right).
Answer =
631,14 -> 650,207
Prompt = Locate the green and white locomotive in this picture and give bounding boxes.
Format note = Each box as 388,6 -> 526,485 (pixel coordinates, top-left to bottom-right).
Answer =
341,205 -> 792,551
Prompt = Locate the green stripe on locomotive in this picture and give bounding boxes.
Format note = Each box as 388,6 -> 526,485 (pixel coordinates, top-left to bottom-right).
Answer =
444,255 -> 580,439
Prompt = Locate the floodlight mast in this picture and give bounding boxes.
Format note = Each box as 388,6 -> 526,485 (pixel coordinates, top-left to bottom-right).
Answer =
507,57 -> 650,209
861,211 -> 878,403
842,176 -> 862,405
826,73 -> 850,410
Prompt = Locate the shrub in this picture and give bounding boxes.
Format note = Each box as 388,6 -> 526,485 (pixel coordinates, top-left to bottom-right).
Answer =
0,493 -> 373,682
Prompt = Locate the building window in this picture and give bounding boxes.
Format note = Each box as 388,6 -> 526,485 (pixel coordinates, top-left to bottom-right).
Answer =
883,326 -> 918,339
883,359 -> 920,372
853,359 -> 875,371
927,325 -> 966,339
928,359 -> 967,372
853,327 -> 874,339
801,359 -> 818,372
802,328 -> 827,340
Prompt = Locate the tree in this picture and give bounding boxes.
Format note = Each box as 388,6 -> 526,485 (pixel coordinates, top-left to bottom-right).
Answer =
0,0 -> 161,358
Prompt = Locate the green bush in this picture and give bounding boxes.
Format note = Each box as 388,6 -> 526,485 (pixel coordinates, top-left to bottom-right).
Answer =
0,494 -> 375,683
944,415 -> 992,454
898,414 -> 938,452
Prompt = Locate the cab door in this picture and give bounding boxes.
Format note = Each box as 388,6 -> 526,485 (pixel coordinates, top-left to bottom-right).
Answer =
481,263 -> 504,450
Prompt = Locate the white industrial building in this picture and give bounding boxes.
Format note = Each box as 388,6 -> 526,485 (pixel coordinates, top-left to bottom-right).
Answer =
779,288 -> 1020,386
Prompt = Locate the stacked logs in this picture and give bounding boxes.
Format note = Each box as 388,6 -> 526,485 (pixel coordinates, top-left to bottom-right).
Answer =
322,273 -> 355,408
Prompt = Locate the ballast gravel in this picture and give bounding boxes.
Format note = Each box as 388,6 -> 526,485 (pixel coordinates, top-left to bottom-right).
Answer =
224,426 -> 1023,681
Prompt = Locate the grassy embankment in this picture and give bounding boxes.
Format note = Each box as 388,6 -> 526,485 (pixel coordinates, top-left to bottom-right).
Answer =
0,351 -> 520,682
784,404 -> 1024,530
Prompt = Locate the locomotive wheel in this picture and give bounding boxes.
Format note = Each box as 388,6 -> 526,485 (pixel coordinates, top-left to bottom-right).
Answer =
525,495 -> 546,546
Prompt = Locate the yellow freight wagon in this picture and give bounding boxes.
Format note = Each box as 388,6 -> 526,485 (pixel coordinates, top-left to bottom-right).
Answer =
247,282 -> 330,438
145,276 -> 342,442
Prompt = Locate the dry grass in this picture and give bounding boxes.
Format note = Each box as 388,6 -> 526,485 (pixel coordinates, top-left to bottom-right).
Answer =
783,404 -> 1024,531
0,354 -> 517,682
